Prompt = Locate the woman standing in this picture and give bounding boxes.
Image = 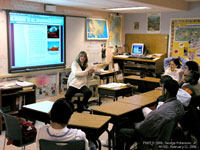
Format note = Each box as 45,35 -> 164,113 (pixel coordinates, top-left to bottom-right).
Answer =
65,51 -> 94,112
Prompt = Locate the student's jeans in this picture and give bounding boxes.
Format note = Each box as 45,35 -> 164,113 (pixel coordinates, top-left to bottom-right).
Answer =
116,128 -> 138,150
65,86 -> 92,110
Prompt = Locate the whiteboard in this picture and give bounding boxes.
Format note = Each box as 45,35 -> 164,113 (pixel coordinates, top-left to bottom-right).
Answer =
66,16 -> 102,67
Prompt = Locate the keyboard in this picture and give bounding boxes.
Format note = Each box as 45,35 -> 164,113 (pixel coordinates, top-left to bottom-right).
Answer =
128,56 -> 154,60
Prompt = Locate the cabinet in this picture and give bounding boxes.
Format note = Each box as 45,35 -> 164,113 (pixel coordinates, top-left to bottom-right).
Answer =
113,54 -> 165,77
0,83 -> 36,133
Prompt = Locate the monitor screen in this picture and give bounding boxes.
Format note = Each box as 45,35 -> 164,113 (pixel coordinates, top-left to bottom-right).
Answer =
131,43 -> 144,56
7,11 -> 65,73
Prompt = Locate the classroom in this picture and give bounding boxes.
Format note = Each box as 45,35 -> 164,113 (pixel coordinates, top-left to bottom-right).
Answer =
0,0 -> 200,150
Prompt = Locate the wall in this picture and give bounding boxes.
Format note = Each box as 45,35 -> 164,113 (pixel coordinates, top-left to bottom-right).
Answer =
123,2 -> 200,57
124,2 -> 200,35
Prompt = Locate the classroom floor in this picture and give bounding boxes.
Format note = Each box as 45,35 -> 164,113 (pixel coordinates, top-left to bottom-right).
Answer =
0,95 -> 116,150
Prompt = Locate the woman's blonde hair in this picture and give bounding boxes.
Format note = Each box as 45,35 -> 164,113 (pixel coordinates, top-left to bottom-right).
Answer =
75,51 -> 88,68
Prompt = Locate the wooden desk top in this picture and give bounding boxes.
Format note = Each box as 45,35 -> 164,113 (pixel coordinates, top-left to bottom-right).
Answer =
113,56 -> 159,62
68,113 -> 111,129
118,94 -> 157,107
139,89 -> 162,98
124,75 -> 160,83
23,100 -> 53,114
98,83 -> 131,91
96,71 -> 115,76
92,101 -> 140,117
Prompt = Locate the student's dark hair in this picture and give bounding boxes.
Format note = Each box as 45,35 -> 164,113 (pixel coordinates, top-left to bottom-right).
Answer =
160,75 -> 173,84
172,58 -> 181,68
75,51 -> 88,69
50,98 -> 73,125
164,79 -> 179,97
185,61 -> 199,71
189,71 -> 200,85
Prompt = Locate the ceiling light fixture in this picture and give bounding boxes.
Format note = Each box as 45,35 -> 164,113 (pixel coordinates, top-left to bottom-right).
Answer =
107,6 -> 151,11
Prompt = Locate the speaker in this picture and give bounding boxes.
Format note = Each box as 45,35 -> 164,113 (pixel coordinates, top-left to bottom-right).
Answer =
44,4 -> 56,12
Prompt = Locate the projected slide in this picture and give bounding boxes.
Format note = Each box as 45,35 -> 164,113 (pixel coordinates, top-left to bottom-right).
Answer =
7,11 -> 65,73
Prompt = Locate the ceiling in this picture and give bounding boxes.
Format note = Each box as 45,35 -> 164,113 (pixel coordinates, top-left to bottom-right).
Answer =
23,0 -> 200,13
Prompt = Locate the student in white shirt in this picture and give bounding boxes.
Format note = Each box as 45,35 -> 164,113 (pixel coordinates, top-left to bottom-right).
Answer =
65,51 -> 95,112
36,98 -> 89,150
164,57 -> 187,82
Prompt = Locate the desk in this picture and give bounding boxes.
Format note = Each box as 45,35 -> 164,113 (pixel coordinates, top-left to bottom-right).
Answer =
139,89 -> 162,99
118,94 -> 157,107
92,101 -> 141,149
124,75 -> 160,92
113,54 -> 165,77
98,83 -> 132,105
20,101 -> 111,150
95,71 -> 115,84
68,113 -> 111,150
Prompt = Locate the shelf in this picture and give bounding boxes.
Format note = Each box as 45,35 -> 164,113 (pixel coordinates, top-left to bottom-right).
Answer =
7,110 -> 18,115
2,92 -> 20,96
124,64 -> 155,69
0,83 -> 36,133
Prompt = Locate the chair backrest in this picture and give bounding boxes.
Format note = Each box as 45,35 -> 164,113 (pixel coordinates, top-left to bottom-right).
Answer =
0,109 -> 23,143
156,120 -> 177,142
39,139 -> 85,150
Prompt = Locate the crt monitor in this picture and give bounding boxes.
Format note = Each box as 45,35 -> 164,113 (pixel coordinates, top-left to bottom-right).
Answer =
131,43 -> 144,56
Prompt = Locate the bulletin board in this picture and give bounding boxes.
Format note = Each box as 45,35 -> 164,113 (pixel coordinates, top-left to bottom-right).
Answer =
125,34 -> 168,55
169,18 -> 200,64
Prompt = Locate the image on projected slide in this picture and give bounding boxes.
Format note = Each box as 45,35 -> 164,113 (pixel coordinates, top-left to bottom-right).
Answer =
48,41 -> 59,51
47,25 -> 59,38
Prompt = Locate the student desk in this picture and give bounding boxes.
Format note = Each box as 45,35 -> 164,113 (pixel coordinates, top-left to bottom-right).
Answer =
118,94 -> 157,107
124,75 -> 160,92
91,101 -> 141,150
97,83 -> 132,105
68,113 -> 111,150
20,101 -> 111,150
95,71 -> 115,84
139,89 -> 162,99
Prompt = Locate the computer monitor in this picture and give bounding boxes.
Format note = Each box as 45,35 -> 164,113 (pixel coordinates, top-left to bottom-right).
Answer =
131,43 -> 144,56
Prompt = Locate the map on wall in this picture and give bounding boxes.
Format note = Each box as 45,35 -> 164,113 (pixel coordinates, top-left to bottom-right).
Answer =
86,18 -> 108,40
108,15 -> 122,47
169,18 -> 200,64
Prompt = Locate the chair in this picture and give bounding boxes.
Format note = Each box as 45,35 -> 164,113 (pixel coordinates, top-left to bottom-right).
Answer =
0,109 -> 35,150
73,93 -> 90,112
137,120 -> 177,150
39,139 -> 85,150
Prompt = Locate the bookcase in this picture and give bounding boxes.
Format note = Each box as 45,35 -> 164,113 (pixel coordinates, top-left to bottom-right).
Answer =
0,84 -> 36,133
113,54 -> 166,77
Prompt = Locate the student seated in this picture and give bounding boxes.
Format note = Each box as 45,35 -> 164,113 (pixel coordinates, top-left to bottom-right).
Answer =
116,78 -> 185,150
179,60 -> 199,87
182,70 -> 200,98
179,70 -> 200,145
164,56 -> 187,82
36,98 -> 89,150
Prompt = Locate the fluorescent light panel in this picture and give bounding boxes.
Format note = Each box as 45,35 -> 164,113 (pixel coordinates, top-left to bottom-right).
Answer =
107,6 -> 151,11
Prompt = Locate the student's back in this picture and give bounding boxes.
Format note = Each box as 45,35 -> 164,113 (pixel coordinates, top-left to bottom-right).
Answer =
36,98 -> 89,150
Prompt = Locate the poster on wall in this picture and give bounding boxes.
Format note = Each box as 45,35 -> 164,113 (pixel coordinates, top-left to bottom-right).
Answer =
147,13 -> 160,33
169,18 -> 200,64
86,18 -> 109,40
134,22 -> 139,30
25,73 -> 57,99
108,14 -> 122,47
